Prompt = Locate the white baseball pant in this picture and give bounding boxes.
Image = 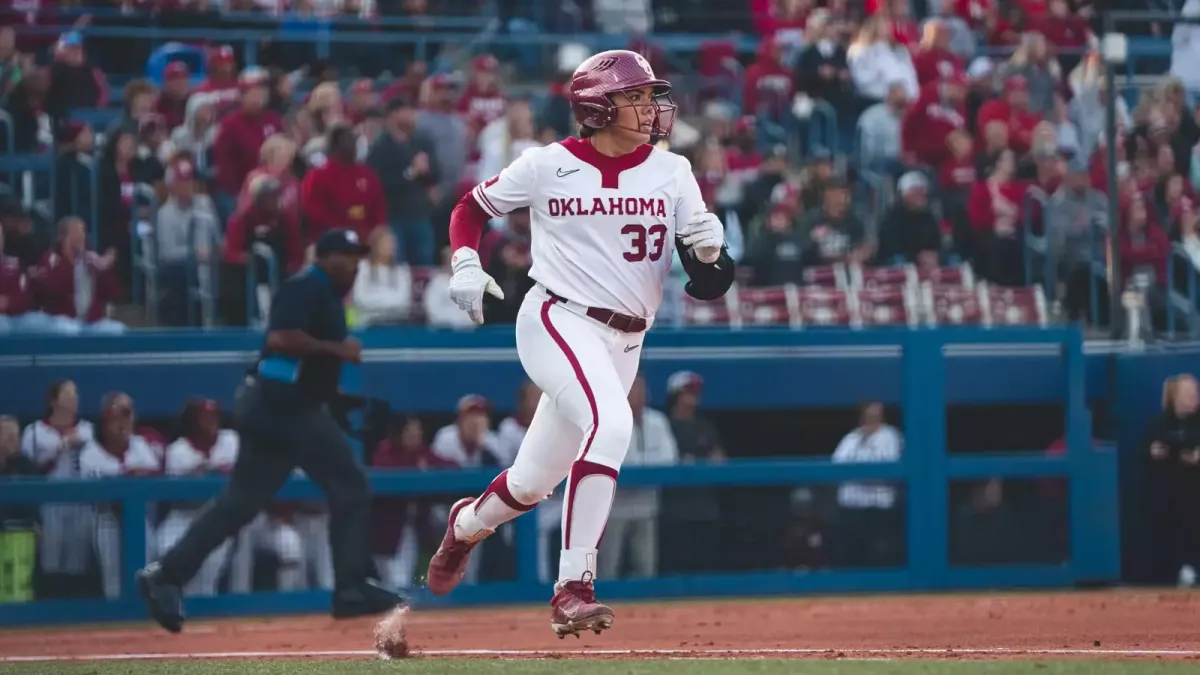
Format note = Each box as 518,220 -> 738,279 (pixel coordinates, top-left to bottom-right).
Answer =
455,285 -> 646,584
156,510 -> 234,596
94,509 -> 156,600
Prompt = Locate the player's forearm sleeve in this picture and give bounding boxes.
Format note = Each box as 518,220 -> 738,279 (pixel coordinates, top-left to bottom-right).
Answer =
449,191 -> 490,252
678,242 -> 735,301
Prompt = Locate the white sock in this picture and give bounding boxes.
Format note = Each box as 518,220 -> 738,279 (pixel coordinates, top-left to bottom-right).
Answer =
558,548 -> 598,586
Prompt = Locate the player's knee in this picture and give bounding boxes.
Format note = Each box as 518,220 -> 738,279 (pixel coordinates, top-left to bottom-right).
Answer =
589,400 -> 634,466
506,470 -> 553,506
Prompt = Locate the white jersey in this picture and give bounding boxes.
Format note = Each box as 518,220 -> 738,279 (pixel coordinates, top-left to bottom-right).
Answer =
471,137 -> 705,318
20,419 -> 95,478
163,430 -> 240,476
79,435 -> 162,478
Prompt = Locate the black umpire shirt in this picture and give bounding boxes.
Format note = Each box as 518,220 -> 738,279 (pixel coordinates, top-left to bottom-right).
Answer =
255,265 -> 348,405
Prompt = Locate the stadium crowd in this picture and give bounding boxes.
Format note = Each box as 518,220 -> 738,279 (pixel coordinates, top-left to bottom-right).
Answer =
3,0 -> 1196,335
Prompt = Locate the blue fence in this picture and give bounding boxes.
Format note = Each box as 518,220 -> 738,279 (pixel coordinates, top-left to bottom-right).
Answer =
0,326 -> 1121,626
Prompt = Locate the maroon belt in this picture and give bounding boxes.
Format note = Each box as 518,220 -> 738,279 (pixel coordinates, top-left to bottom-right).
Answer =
546,290 -> 648,334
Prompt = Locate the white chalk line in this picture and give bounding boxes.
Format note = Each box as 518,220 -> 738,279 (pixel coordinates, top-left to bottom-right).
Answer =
3,647 -> 1200,662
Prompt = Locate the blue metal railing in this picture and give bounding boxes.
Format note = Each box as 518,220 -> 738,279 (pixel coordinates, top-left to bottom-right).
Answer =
0,326 -> 1117,627
1167,242 -> 1200,338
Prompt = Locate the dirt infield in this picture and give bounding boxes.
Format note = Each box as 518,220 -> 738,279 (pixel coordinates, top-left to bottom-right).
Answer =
2,590 -> 1200,662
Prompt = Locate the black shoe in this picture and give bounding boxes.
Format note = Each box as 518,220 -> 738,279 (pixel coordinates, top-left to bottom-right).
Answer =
136,563 -> 185,634
331,579 -> 405,619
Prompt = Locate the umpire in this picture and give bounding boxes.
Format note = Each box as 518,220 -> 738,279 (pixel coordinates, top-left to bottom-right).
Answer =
138,229 -> 403,633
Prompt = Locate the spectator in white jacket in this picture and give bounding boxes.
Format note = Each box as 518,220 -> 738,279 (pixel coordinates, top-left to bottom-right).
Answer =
598,374 -> 678,580
350,226 -> 413,328
1172,0 -> 1200,96
848,17 -> 919,104
424,246 -> 476,329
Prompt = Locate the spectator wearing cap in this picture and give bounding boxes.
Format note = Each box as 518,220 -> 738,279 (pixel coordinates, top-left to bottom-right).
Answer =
912,20 -> 965,88
660,371 -> 725,574
45,31 -> 108,130
794,10 -> 854,114
367,97 -> 440,266
743,38 -> 794,121
857,81 -> 909,175
2,67 -> 49,154
1045,155 -> 1107,321
107,79 -> 157,139
798,180 -> 875,267
416,75 -> 469,205
348,227 -> 413,328
346,79 -> 377,126
0,225 -> 33,333
902,74 -> 968,168
424,246 -> 476,330
740,145 -> 790,229
222,174 -> 303,326
744,206 -> 807,286
847,16 -> 919,105
160,92 -> 218,173
457,55 -> 507,134
194,46 -> 240,112
212,68 -> 283,222
29,216 -> 124,334
155,157 -> 219,327
968,149 -> 1028,286
879,172 -> 944,269
302,122 -> 386,243
156,61 -> 193,131
976,75 -> 1041,156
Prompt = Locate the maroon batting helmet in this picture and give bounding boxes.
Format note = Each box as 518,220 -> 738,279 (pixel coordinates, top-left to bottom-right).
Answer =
569,49 -> 677,139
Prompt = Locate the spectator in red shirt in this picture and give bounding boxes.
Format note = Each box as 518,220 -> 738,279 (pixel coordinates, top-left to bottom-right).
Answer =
913,20 -> 964,88
743,38 -> 794,120
301,123 -> 386,243
155,61 -> 192,131
221,175 -> 303,326
902,75 -> 968,168
211,68 -> 284,222
0,225 -> 33,333
968,149 -> 1029,285
976,75 -> 1042,155
1120,196 -> 1170,288
345,79 -> 377,126
194,45 -> 239,113
457,54 -> 507,133
1039,0 -> 1091,70
30,216 -> 124,334
237,134 -> 301,226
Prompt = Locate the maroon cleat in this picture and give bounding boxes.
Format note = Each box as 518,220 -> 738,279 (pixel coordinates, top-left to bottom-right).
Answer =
549,574 -> 614,639
425,498 -> 488,596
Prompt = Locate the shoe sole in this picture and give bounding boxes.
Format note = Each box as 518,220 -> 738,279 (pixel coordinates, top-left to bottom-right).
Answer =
136,572 -> 183,634
552,611 -> 615,639
426,498 -> 476,596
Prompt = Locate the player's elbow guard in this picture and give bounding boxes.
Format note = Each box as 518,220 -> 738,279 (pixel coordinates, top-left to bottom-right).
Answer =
678,241 -> 735,301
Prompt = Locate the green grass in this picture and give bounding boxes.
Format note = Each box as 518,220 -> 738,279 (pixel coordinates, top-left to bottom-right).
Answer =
7,661 -> 1199,675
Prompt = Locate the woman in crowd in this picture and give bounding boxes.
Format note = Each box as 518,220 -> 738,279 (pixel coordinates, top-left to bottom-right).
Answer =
350,227 -> 413,328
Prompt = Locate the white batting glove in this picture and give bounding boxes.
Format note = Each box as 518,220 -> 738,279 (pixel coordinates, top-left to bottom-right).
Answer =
448,247 -> 505,324
679,211 -> 725,263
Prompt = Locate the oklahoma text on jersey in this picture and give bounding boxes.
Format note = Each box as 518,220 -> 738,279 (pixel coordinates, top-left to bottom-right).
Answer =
471,137 -> 705,318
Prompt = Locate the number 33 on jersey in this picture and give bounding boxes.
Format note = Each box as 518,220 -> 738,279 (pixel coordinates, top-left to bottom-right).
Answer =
471,136 -> 708,318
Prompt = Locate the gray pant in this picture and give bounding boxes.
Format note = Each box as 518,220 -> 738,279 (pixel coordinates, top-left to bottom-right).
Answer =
157,379 -> 372,591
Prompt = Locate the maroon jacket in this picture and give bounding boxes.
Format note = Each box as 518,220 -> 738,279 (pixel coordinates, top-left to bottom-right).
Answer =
30,247 -> 121,322
902,83 -> 968,167
0,255 -> 31,317
370,440 -> 456,557
299,158 -> 386,243
211,108 -> 284,195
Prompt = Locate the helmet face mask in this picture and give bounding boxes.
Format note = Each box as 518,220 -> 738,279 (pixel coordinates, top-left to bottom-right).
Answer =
570,50 -> 677,141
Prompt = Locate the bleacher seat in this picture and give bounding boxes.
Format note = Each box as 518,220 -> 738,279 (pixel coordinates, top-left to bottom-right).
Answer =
852,263 -> 915,291
854,286 -> 917,328
918,264 -> 975,288
923,282 -> 984,326
980,284 -> 1048,327
682,291 -> 734,326
802,264 -> 848,289
734,284 -> 798,327
794,286 -> 852,327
